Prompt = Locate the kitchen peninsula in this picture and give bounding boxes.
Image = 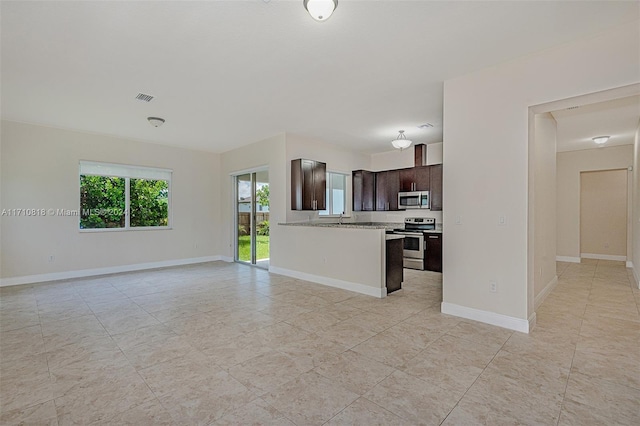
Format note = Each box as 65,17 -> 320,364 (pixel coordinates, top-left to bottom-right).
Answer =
273,222 -> 404,298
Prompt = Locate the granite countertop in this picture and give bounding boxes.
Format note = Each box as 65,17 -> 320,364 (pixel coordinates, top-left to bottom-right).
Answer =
279,222 -> 443,232
278,222 -> 403,230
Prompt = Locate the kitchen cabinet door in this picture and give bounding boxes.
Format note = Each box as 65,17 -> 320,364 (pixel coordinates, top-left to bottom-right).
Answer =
424,232 -> 442,272
399,166 -> 430,192
312,161 -> 326,211
386,238 -> 403,293
352,170 -> 375,211
291,159 -> 327,211
376,170 -> 399,211
414,166 -> 431,191
399,168 -> 415,192
429,164 -> 443,211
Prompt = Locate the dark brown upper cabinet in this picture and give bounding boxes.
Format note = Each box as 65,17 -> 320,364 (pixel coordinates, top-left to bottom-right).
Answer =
429,164 -> 443,211
352,170 -> 375,211
291,159 -> 326,211
399,166 -> 430,192
375,170 -> 399,211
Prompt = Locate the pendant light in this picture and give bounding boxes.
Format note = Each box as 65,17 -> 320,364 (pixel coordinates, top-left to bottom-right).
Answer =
303,0 -> 338,22
391,130 -> 412,151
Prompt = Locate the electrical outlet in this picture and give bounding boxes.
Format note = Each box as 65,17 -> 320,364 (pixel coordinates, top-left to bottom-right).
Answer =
194,243 -> 199,249
490,281 -> 497,293
48,255 -> 55,263
498,215 -> 507,226
455,215 -> 462,225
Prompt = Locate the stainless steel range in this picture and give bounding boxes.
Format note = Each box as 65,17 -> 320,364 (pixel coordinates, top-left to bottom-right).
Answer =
393,217 -> 436,270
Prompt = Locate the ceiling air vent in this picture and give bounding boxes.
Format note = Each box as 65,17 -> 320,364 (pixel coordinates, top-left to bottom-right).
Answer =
418,123 -> 434,129
135,93 -> 154,102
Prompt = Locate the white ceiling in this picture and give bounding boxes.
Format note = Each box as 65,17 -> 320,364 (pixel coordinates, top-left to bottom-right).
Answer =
552,95 -> 640,152
2,1 -> 639,154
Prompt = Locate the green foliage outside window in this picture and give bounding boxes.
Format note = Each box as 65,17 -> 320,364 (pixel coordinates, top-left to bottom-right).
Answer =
130,179 -> 169,227
80,176 -> 126,229
80,175 -> 169,229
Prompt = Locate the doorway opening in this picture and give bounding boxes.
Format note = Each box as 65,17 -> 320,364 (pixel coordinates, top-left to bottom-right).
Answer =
235,170 -> 270,269
580,169 -> 628,261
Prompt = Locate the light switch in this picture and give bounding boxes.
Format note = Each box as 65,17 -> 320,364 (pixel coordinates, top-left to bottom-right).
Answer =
455,215 -> 462,225
498,215 -> 507,226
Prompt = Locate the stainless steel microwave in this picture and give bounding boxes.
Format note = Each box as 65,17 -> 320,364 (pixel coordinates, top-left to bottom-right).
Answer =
398,191 -> 430,209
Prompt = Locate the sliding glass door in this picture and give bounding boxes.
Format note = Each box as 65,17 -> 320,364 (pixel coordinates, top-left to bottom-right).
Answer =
235,170 -> 269,268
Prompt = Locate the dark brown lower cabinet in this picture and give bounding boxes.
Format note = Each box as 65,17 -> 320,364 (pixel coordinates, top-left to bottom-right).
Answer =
424,232 -> 442,273
386,238 -> 404,293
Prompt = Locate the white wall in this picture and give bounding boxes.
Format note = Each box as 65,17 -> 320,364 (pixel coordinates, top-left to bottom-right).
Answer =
0,121 -> 221,282
272,226 -> 386,298
556,145 -> 633,260
533,113 -> 557,305
442,20 -> 639,329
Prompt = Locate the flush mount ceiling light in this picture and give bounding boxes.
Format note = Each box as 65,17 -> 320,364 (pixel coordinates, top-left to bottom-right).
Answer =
592,136 -> 610,145
147,117 -> 165,127
303,0 -> 338,22
391,130 -> 412,151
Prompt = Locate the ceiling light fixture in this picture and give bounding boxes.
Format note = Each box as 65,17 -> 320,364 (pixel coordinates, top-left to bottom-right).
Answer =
303,0 -> 338,22
147,117 -> 165,127
592,136 -> 609,145
391,130 -> 412,151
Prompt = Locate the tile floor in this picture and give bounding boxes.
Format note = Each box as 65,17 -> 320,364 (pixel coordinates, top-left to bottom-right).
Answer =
0,260 -> 638,425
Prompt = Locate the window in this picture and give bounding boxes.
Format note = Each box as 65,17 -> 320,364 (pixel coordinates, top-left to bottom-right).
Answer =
79,161 -> 171,230
319,172 -> 347,216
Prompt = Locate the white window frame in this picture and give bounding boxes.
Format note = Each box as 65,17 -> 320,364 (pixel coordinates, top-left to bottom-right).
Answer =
79,161 -> 173,232
319,171 -> 350,218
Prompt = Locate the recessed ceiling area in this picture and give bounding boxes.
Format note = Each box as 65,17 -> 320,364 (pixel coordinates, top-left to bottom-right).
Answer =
552,95 -> 640,152
1,1 -> 638,154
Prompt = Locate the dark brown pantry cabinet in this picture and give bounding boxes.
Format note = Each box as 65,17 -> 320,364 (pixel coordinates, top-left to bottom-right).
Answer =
424,232 -> 442,273
429,164 -> 443,211
375,170 -> 399,211
352,170 -> 375,211
291,159 -> 326,211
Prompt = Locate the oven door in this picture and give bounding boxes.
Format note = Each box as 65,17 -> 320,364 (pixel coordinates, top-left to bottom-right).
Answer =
400,233 -> 424,259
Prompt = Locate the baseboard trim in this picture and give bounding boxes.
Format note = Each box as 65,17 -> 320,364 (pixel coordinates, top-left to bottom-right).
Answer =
268,266 -> 386,298
441,302 -> 532,333
535,276 -> 558,310
556,256 -> 581,263
0,256 -> 222,287
581,253 -> 627,261
220,256 -> 234,263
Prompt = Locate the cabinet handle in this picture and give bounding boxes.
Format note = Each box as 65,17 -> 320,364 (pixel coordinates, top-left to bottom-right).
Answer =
428,235 -> 439,239
362,202 -> 364,211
